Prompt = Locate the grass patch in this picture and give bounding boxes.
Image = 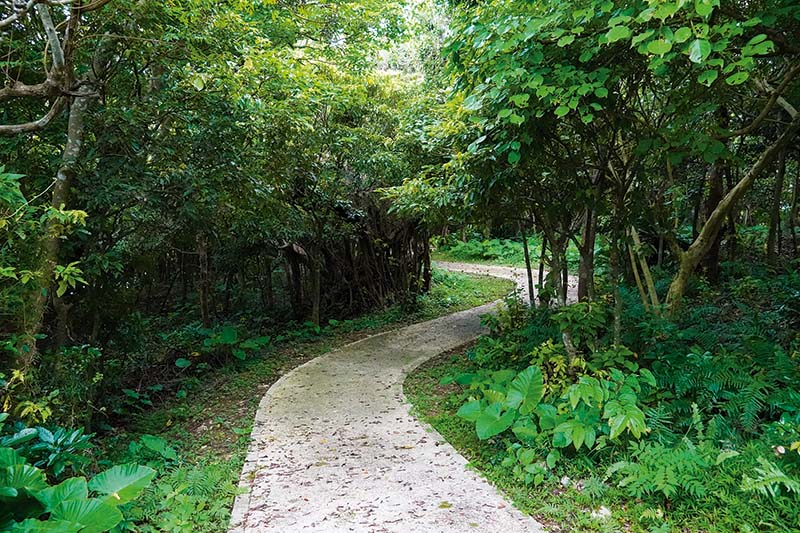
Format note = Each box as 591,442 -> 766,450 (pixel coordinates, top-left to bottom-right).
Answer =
103,268 -> 514,532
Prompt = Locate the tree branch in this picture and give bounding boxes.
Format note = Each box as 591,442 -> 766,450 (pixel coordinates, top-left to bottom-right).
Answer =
36,3 -> 66,71
0,79 -> 59,101
724,63 -> 800,138
0,97 -> 66,135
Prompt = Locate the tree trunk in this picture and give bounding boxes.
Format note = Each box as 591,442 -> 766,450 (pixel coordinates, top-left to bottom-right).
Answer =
767,148 -> 787,266
630,227 -> 659,310
666,113 -> 800,315
628,243 -> 650,311
537,238 -> 548,308
577,206 -> 596,301
310,257 -> 321,325
703,162 -> 725,281
196,233 -> 212,328
790,154 -> 799,257
20,93 -> 90,366
610,238 -> 622,346
519,222 -> 534,302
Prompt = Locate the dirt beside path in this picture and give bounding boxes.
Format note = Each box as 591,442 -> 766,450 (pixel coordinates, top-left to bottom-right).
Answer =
229,264 -> 573,532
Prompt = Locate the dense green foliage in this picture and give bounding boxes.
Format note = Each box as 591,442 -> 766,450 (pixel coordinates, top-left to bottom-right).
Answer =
4,0 -> 800,530
408,266 -> 800,531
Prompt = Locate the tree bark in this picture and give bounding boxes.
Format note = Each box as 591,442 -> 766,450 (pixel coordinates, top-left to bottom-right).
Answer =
20,93 -> 90,366
630,227 -> 659,310
577,206 -> 596,301
537,238 -> 547,308
310,257 -> 321,325
703,162 -> 725,281
196,234 -> 212,328
666,112 -> 800,316
767,148 -> 788,266
519,222 -> 535,302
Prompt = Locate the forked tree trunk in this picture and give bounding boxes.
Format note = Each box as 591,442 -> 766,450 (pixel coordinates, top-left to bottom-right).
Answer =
666,113 -> 800,316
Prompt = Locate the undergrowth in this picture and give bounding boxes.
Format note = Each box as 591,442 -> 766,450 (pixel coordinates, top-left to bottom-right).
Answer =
406,264 -> 800,532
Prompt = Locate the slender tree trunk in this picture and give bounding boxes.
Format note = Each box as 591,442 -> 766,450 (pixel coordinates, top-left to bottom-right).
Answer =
767,148 -> 788,266
790,155 -> 799,257
537,238 -> 547,308
263,256 -> 274,308
630,227 -> 659,310
422,233 -> 432,292
610,238 -> 622,346
286,250 -> 304,319
519,222 -> 534,302
666,113 -> 800,315
196,234 -> 211,328
577,206 -> 596,301
628,243 -> 650,311
310,257 -> 321,325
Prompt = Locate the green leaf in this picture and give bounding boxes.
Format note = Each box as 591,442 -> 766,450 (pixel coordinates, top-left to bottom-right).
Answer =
674,27 -> 692,43
725,71 -> 749,85
218,326 -> 238,344
695,0 -> 716,17
554,105 -> 570,117
507,151 -> 521,164
497,108 -> 512,119
511,417 -> 538,442
557,35 -> 575,47
7,518 -> 84,532
697,69 -> 718,86
34,478 -> 88,512
594,87 -> 608,98
190,76 -> 205,91
50,499 -> 123,533
506,366 -> 544,415
0,447 -> 23,467
175,358 -> 191,368
0,464 -> 48,492
456,400 -> 483,422
572,424 -> 586,450
475,403 -> 517,440
647,39 -> 672,56
605,25 -> 631,43
688,39 -> 711,63
508,113 -> 525,125
87,464 -> 155,506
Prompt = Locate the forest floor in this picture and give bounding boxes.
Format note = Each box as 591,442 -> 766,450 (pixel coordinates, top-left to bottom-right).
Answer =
230,264 -> 549,532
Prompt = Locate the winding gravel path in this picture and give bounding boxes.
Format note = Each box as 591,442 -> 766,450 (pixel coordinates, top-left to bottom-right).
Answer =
229,263 -> 575,532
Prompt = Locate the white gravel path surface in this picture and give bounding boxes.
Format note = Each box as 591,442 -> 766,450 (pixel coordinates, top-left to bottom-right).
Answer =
229,263 -> 574,532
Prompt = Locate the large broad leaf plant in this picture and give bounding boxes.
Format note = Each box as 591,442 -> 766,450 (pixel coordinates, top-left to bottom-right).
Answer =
0,414 -> 155,532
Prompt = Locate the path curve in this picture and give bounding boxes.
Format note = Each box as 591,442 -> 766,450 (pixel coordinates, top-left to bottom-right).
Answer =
230,263 -> 575,532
